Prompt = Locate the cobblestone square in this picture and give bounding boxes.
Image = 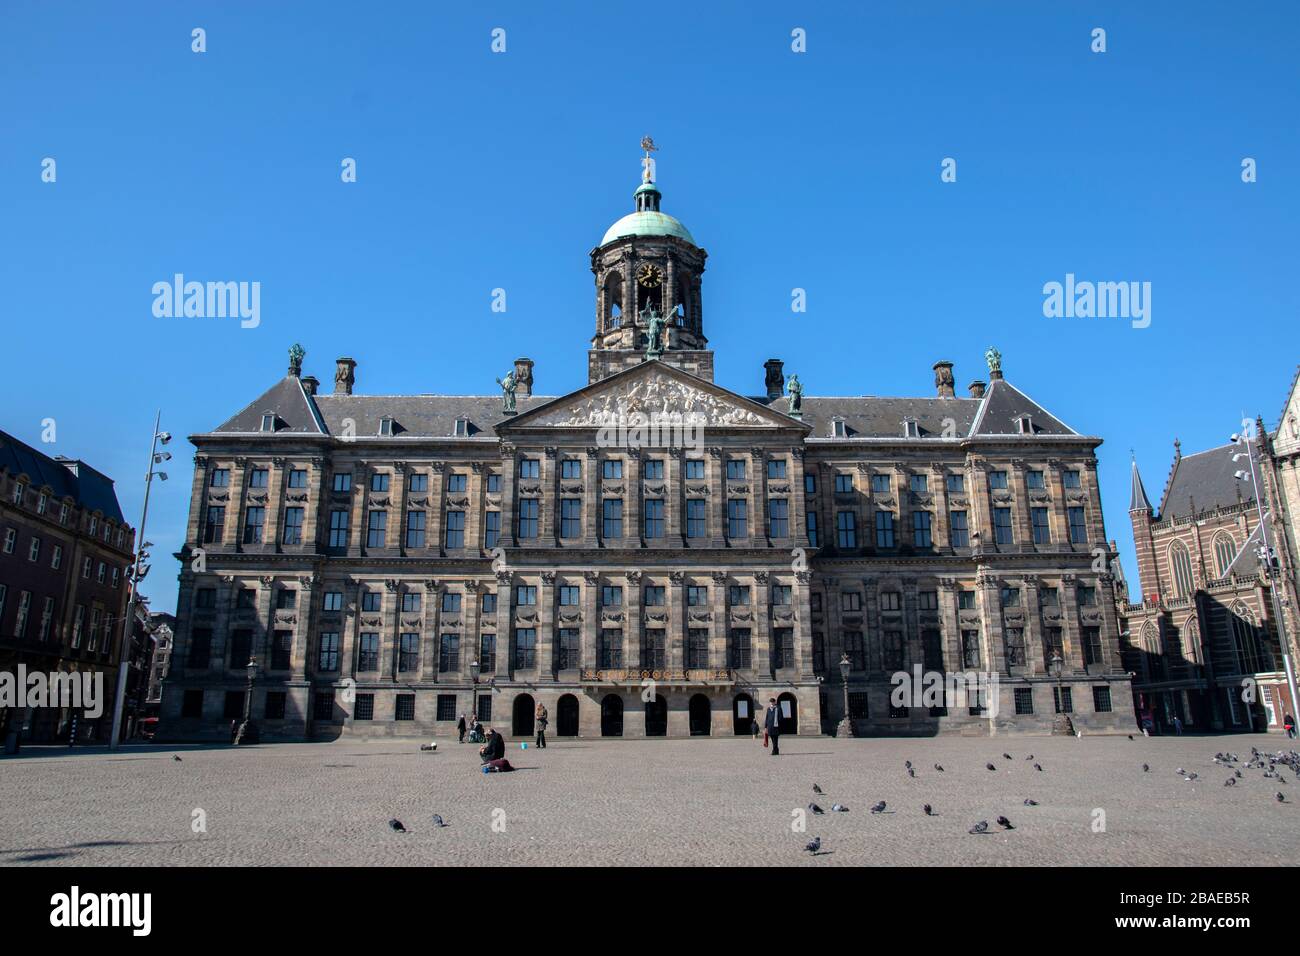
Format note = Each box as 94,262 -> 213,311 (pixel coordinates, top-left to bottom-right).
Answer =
1,733 -> 1296,867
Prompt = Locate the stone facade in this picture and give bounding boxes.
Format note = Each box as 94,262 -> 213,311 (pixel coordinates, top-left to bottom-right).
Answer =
160,162 -> 1133,740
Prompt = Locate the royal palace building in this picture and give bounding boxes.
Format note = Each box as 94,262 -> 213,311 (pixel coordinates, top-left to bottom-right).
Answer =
162,154 -> 1135,740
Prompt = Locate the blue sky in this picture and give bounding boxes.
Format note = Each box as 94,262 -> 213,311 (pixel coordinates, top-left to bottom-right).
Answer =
2,1 -> 1297,612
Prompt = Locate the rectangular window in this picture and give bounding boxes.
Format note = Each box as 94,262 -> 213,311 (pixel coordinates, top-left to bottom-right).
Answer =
1068,506 -> 1088,544
357,633 -> 380,672
512,628 -> 536,668
993,507 -> 1013,546
481,592 -> 497,615
204,506 -> 225,543
805,473 -> 817,494
870,474 -> 890,494
210,468 -> 230,488
806,511 -> 818,546
441,591 -> 462,613
988,471 -> 1009,490
243,507 -> 266,544
557,628 -> 580,669
439,634 -> 460,671
946,473 -> 965,493
841,592 -> 861,611
181,689 -> 204,718
354,694 -> 374,720
560,498 -> 582,538
328,510 -> 349,548
437,695 -> 457,721
686,499 -> 706,538
249,468 -> 269,489
771,585 -> 792,606
598,629 -> 623,668
961,630 -> 981,668
836,511 -> 857,548
558,585 -> 580,606
643,499 -> 665,538
318,632 -> 340,671
727,499 -> 747,538
919,590 -> 938,611
883,631 -> 905,671
187,627 -> 211,668
642,629 -> 666,669
1003,627 -> 1026,667
767,459 -> 787,479
362,591 -> 382,612
228,629 -> 252,669
875,511 -> 895,548
407,473 -> 428,493
958,589 -> 976,610
395,696 -> 416,721
486,474 -> 502,493
223,691 -> 246,721
517,499 -> 539,538
767,498 -> 789,538
287,468 -> 308,489
515,585 -> 536,606
282,507 -> 304,545
727,585 -> 750,606
478,634 -> 496,672
370,473 -> 390,492
195,588 -> 216,610
909,474 -> 928,494
728,628 -> 752,668
1077,585 -> 1097,607
726,459 -> 746,480
406,510 -> 426,548
27,537 -> 40,562
1082,626 -> 1103,666
561,459 -> 581,479
1031,507 -> 1050,545
845,631 -> 866,670
69,604 -> 84,649
601,585 -> 623,607
686,585 -> 708,607
642,459 -> 664,480
687,628 -> 709,668
446,473 -> 467,493
602,459 -> 623,480
685,460 -> 705,480
602,499 -> 623,539
1093,686 -> 1112,713
275,589 -> 297,610
401,592 -> 421,613
332,472 -> 352,492
1026,470 -> 1045,490
1053,686 -> 1074,714
1000,586 -> 1020,608
1063,470 -> 1082,489
444,510 -> 465,549
913,511 -> 932,548
270,631 -> 292,670
644,585 -> 666,607
834,473 -> 854,494
398,633 -> 420,672
772,628 -> 795,670
366,510 -> 387,548
484,511 -> 500,548
1014,688 -> 1035,715
518,459 -> 539,479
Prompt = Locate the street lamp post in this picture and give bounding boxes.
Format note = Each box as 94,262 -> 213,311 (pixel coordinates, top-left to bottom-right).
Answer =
108,411 -> 170,750
234,655 -> 259,744
836,653 -> 854,738
1231,425 -> 1300,727
1049,651 -> 1073,735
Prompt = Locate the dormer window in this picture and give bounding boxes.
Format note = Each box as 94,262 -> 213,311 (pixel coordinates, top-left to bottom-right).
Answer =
830,418 -> 846,438
379,417 -> 395,436
453,417 -> 469,437
1016,415 -> 1034,435
903,420 -> 921,439
260,413 -> 276,432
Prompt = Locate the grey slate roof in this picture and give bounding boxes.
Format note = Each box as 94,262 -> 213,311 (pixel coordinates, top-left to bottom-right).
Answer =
1157,444 -> 1255,520
765,394 -> 980,439
0,430 -> 126,522
315,393 -> 557,439
212,376 -> 326,435
969,378 -> 1078,437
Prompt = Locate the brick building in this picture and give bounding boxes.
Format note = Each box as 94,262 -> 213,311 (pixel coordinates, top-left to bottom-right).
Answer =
0,431 -> 135,744
161,154 -> 1133,740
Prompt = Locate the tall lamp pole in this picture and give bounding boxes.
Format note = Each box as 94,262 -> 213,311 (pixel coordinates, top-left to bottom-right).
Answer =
836,653 -> 854,738
1232,424 -> 1300,727
109,411 -> 171,750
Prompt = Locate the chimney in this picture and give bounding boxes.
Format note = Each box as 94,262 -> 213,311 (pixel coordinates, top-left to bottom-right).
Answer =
968,380 -> 986,399
334,357 -> 356,396
764,358 -> 785,402
513,358 -> 534,399
301,376 -> 319,396
933,360 -> 955,398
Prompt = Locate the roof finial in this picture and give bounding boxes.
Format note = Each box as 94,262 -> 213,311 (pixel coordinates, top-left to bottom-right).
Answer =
640,136 -> 658,184
984,345 -> 1003,380
288,343 -> 305,378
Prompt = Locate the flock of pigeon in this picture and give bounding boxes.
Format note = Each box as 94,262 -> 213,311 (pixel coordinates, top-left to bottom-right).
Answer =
801,739 -> 1299,856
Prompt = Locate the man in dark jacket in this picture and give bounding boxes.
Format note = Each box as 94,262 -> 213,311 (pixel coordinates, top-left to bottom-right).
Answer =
479,727 -> 505,764
764,697 -> 782,756
457,714 -> 467,744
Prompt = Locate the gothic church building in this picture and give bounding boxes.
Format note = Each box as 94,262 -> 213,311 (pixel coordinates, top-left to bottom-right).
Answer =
162,158 -> 1134,739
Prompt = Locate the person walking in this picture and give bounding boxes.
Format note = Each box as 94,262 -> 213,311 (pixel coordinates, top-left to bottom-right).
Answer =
1172,714 -> 1183,736
457,714 -> 467,744
534,702 -> 549,749
1284,713 -> 1296,739
763,697 -> 782,756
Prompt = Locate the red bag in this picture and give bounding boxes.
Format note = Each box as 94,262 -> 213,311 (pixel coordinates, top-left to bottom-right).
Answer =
762,731 -> 769,748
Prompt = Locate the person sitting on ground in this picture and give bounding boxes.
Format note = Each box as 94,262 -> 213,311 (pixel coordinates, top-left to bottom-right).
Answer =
479,726 -> 505,764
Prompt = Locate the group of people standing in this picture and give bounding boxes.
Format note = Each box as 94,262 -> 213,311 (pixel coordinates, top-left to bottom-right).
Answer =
456,702 -> 550,759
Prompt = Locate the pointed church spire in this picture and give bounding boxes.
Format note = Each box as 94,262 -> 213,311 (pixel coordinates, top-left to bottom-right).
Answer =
1129,453 -> 1152,513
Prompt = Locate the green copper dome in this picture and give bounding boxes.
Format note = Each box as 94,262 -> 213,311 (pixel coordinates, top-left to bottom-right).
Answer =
600,210 -> 696,246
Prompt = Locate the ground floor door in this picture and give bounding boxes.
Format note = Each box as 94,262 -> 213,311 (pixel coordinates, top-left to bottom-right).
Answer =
689,694 -> 710,736
645,696 -> 667,736
557,694 -> 579,736
601,695 -> 623,737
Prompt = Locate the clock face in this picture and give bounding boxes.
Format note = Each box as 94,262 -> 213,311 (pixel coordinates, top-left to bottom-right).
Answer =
637,264 -> 662,288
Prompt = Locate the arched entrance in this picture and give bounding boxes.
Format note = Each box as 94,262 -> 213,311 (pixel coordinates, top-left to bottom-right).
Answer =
645,695 -> 668,736
689,694 -> 711,736
512,694 -> 535,738
557,694 -> 580,737
600,694 -> 623,737
777,692 -> 798,734
733,693 -> 755,735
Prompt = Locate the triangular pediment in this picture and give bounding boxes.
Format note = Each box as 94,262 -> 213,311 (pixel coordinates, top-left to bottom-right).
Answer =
501,361 -> 807,432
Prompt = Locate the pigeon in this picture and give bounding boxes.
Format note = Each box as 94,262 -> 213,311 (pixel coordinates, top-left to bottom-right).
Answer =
923,804 -> 935,816
1025,754 -> 1034,761
813,783 -> 823,794
870,801 -> 887,814
1277,792 -> 1286,803
905,760 -> 913,769
1142,764 -> 1150,773
388,818 -> 407,832
1023,798 -> 1039,806
907,767 -> 916,778
172,755 -> 182,762
996,815 -> 1015,829
809,803 -> 825,815
1235,770 -> 1242,778
1176,768 -> 1187,776
934,763 -> 944,772
1224,778 -> 1236,787
986,763 -> 997,771
1184,773 -> 1199,781
968,820 -> 989,834
805,836 -> 821,853
1002,753 -> 1013,760
1128,734 -> 1134,740
432,814 -> 447,827
1034,764 -> 1044,772
831,804 -> 849,812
